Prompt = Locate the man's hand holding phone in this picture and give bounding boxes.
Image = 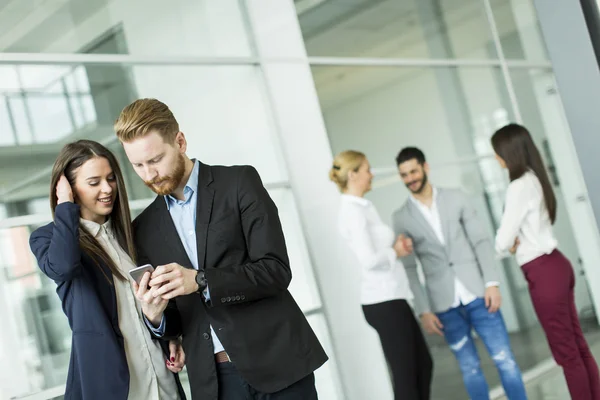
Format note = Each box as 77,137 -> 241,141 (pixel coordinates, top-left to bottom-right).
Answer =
149,263 -> 199,300
133,271 -> 168,326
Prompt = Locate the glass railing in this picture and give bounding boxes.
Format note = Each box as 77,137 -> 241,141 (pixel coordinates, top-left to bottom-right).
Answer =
0,65 -> 97,147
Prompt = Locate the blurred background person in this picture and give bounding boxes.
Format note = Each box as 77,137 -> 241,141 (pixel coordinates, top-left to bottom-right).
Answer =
393,147 -> 526,400
493,124 -> 600,400
330,150 -> 433,400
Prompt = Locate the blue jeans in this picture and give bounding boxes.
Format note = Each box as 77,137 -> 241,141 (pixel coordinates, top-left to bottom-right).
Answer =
436,298 -> 527,400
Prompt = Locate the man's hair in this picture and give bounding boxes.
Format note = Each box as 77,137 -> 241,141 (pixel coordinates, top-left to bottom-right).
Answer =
395,147 -> 426,167
114,98 -> 179,143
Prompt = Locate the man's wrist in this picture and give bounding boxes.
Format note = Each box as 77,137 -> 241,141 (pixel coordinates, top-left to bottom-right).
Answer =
147,312 -> 163,327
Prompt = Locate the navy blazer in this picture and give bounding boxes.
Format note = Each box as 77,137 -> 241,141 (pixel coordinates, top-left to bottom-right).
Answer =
29,202 -> 186,400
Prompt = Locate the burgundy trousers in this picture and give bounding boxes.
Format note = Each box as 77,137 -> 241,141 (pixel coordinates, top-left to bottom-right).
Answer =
522,250 -> 600,400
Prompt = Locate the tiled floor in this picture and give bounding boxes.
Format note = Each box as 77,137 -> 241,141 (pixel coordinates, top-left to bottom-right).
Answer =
499,368 -> 570,400
494,328 -> 600,400
429,317 -> 600,400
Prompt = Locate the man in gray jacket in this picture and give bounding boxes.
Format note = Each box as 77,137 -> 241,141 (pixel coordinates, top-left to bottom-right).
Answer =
392,147 -> 526,400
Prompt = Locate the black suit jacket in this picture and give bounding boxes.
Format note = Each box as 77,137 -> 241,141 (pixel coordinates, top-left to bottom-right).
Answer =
133,162 -> 328,399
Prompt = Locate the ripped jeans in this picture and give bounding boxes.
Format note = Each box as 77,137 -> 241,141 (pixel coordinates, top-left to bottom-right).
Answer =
437,298 -> 527,400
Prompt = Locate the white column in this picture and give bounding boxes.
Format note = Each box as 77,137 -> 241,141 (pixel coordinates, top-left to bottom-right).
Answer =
534,0 -> 600,321
245,1 -> 394,399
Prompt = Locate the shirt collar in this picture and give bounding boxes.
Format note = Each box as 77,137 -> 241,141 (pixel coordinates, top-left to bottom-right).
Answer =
341,193 -> 370,207
165,159 -> 200,210
80,218 -> 112,238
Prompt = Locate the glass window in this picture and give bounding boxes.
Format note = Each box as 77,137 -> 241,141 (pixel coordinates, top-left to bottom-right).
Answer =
64,67 -> 97,130
0,66 -> 21,92
27,95 -> 74,144
0,64 -> 288,205
27,198 -> 51,216
0,222 -> 68,399
298,0 -> 497,59
7,96 -> 34,145
18,66 -> 73,91
312,65 -> 514,173
0,95 -> 16,146
0,0 -> 254,57
0,65 -> 99,147
489,0 -> 549,60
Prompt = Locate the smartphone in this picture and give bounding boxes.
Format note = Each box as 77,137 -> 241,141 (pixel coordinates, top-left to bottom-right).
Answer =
129,264 -> 155,284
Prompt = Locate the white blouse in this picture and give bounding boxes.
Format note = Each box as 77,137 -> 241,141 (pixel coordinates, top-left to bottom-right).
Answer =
495,171 -> 558,265
338,194 -> 413,305
80,218 -> 179,400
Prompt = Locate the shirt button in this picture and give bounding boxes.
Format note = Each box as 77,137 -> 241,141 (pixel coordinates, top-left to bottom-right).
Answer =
203,333 -> 210,340
188,230 -> 194,236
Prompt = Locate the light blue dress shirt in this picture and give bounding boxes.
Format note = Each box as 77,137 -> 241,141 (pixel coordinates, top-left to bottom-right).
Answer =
147,160 -> 225,354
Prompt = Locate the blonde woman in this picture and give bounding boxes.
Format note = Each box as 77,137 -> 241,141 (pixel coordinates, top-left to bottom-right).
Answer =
331,150 -> 433,400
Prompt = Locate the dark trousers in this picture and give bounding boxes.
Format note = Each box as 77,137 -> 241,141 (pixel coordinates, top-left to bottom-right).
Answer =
362,299 -> 433,400
217,362 -> 318,400
522,250 -> 600,400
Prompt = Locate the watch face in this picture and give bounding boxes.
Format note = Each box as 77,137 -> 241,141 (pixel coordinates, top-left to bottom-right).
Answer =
196,272 -> 206,287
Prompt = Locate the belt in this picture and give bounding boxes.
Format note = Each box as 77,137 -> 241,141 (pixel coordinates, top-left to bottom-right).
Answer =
215,351 -> 231,363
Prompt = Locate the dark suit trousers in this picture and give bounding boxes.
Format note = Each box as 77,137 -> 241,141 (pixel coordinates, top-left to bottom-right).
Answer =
362,299 -> 433,400
217,363 -> 318,400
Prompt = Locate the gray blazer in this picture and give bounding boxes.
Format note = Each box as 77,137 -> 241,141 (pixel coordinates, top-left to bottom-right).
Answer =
392,188 -> 499,315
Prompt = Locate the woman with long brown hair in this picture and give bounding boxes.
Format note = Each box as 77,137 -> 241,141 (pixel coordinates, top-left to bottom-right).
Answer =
492,124 -> 600,400
29,140 -> 186,400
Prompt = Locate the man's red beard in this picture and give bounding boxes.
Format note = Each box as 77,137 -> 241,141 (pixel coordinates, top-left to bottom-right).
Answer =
144,154 -> 186,196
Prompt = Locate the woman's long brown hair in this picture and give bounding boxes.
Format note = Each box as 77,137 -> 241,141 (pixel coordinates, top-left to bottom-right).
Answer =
50,140 -> 136,282
491,123 -> 557,224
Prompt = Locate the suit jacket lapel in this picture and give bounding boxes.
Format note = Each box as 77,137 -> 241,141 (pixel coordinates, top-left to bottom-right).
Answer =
435,189 -> 451,257
195,162 -> 214,272
153,197 -> 195,269
407,200 -> 443,246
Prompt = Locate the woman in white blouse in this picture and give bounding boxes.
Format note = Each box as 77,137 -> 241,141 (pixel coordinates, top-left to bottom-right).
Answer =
29,140 -> 186,400
492,124 -> 600,400
330,150 -> 432,400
